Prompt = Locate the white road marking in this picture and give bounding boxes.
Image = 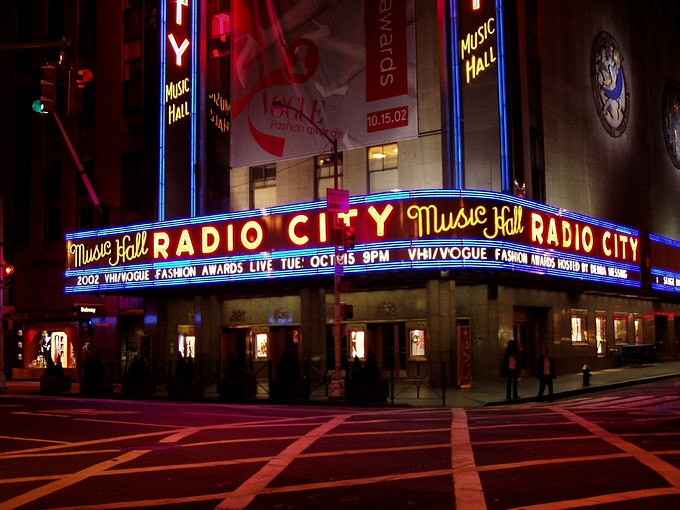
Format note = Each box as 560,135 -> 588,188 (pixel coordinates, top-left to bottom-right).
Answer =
452,408 -> 487,510
215,413 -> 350,510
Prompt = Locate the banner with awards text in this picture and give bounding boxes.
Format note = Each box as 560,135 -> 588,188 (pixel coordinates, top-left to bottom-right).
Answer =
231,0 -> 418,167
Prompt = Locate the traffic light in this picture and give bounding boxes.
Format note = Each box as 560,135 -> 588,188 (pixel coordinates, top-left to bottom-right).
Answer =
2,264 -> 14,287
69,68 -> 94,116
33,65 -> 57,114
342,225 -> 356,250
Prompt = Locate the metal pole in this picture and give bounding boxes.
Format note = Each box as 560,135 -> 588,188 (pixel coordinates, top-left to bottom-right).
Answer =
331,138 -> 343,398
52,112 -> 104,215
270,101 -> 343,398
51,111 -> 104,217
0,197 -> 6,389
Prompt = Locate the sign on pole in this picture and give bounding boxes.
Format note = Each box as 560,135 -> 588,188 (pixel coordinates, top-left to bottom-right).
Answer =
327,188 -> 349,213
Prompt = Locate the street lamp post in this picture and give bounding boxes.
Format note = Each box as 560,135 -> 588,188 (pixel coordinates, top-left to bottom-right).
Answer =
271,101 -> 344,398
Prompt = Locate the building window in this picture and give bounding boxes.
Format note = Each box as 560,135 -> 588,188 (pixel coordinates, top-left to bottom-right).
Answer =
255,333 -> 269,359
250,164 -> 276,208
614,313 -> 629,345
368,143 -> 398,193
633,314 -> 643,345
350,330 -> 365,359
123,2 -> 143,41
178,334 -> 195,358
315,152 -> 343,200
570,309 -> 588,343
595,312 -> 607,357
409,329 -> 426,358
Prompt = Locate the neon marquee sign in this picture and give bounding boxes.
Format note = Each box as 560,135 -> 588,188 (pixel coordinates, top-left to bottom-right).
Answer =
650,233 -> 680,293
159,0 -> 198,220
65,190 -> 642,293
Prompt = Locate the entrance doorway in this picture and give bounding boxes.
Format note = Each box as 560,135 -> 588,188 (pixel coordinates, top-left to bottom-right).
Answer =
513,307 -> 549,377
220,328 -> 251,375
655,313 -> 674,355
370,323 -> 406,375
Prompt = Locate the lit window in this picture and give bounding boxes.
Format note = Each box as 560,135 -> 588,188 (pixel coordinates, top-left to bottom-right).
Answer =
595,312 -> 607,357
633,315 -> 643,345
315,152 -> 343,200
409,329 -> 426,358
350,330 -> 365,359
255,333 -> 268,359
250,164 -> 276,208
614,313 -> 628,345
50,331 -> 69,367
178,334 -> 195,358
570,310 -> 588,343
368,143 -> 398,193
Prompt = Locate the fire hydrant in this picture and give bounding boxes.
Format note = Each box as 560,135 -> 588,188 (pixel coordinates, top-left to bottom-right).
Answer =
582,364 -> 591,386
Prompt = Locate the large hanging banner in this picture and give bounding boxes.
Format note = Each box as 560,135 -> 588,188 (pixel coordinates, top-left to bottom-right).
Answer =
231,0 -> 418,167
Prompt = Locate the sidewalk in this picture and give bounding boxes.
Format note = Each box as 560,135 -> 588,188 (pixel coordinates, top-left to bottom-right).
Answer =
2,361 -> 679,408
439,360 -> 680,408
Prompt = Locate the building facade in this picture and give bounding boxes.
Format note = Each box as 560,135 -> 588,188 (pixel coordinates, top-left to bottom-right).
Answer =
2,0 -> 680,393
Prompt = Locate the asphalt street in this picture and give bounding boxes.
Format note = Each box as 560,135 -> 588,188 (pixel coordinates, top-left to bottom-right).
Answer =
1,379 -> 680,509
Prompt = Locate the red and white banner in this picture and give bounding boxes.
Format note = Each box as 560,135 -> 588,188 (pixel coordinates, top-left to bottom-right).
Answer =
232,0 -> 417,167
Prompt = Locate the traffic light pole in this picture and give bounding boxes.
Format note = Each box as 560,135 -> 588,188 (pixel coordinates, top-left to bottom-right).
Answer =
331,137 -> 343,399
50,111 -> 104,217
271,101 -> 344,398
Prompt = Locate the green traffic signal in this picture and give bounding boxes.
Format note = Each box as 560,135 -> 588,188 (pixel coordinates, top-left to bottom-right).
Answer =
32,100 -> 49,114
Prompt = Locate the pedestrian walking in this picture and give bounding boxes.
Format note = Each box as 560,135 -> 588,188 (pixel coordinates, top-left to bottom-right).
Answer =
536,347 -> 557,402
501,340 -> 520,401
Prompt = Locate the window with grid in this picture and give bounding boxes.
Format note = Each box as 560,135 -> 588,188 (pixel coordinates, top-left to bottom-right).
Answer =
250,164 -> 276,208
315,152 -> 343,200
368,143 -> 398,193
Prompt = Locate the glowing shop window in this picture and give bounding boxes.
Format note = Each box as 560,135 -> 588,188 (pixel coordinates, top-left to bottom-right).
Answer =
350,330 -> 365,359
410,329 -> 426,357
178,334 -> 195,358
633,316 -> 642,345
255,333 -> 269,359
46,331 -> 69,367
570,310 -> 588,343
614,314 -> 628,345
595,313 -> 607,358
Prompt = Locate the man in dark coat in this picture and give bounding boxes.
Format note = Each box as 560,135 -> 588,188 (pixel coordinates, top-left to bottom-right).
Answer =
536,348 -> 557,402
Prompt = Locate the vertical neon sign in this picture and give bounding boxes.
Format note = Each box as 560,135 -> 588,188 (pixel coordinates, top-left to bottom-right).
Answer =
451,0 -> 510,193
159,0 -> 198,221
496,0 -> 510,193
